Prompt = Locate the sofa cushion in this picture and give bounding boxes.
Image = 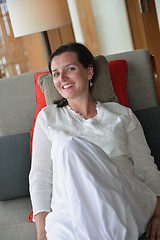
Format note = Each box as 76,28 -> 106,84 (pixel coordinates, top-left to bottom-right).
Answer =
107,49 -> 159,110
108,60 -> 129,107
0,132 -> 31,200
38,55 -> 118,105
38,58 -> 129,106
134,106 -> 160,170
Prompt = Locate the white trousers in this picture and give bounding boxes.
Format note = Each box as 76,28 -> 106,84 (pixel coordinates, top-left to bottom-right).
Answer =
46,137 -> 156,240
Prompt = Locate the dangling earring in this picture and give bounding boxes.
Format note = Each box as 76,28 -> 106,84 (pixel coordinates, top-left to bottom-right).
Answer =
89,80 -> 93,87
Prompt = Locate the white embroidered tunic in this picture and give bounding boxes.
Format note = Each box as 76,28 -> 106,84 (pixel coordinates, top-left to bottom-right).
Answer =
29,102 -> 160,217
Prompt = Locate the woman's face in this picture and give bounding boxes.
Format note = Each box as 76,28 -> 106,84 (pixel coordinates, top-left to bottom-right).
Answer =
50,51 -> 93,101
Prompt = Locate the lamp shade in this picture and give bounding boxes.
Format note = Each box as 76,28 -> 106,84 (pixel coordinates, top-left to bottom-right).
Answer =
6,0 -> 71,37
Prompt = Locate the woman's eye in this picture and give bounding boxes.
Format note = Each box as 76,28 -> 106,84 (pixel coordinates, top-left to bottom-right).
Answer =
53,72 -> 59,78
68,67 -> 75,72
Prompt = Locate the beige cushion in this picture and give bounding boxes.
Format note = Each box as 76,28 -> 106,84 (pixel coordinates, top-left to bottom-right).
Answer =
38,55 -> 118,105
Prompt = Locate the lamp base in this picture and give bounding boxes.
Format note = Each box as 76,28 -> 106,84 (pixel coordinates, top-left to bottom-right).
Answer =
40,31 -> 52,61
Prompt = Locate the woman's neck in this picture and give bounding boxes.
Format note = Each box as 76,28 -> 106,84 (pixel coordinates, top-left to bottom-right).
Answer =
68,97 -> 97,119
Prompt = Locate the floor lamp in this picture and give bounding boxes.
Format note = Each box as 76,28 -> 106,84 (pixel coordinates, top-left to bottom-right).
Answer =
6,0 -> 72,59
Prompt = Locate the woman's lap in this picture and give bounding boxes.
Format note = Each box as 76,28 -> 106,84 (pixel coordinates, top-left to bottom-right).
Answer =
46,137 -> 156,240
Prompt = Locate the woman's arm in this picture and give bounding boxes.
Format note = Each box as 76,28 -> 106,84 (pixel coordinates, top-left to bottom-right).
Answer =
127,110 -> 160,238
127,109 -> 160,195
35,212 -> 48,240
29,109 -> 53,237
146,196 -> 160,240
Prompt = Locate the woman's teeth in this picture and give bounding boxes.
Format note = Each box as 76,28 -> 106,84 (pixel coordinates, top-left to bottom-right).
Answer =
63,84 -> 74,89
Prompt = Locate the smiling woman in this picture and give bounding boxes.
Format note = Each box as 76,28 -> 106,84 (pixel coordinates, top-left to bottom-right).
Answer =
29,42 -> 160,240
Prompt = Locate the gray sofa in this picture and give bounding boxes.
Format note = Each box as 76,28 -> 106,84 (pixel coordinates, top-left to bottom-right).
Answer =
0,49 -> 159,240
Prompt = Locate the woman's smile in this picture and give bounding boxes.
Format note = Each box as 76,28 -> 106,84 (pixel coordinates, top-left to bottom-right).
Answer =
62,83 -> 75,89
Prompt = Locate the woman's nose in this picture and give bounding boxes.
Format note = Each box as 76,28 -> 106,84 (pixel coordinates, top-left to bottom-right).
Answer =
59,71 -> 67,81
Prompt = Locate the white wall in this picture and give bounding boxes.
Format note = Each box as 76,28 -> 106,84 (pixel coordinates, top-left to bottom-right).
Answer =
67,0 -> 133,55
155,0 -> 160,29
67,0 -> 84,44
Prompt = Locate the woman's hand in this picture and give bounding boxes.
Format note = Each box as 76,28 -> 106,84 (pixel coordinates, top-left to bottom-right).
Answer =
146,196 -> 160,240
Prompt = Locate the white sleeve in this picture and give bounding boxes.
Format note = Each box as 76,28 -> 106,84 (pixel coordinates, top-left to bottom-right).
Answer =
29,109 -> 53,216
127,109 -> 160,195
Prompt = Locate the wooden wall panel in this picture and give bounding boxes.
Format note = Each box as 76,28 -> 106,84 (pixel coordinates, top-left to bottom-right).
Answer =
125,0 -> 148,49
47,29 -> 62,53
75,0 -> 101,56
22,34 -> 48,70
47,24 -> 75,53
60,24 -> 75,44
